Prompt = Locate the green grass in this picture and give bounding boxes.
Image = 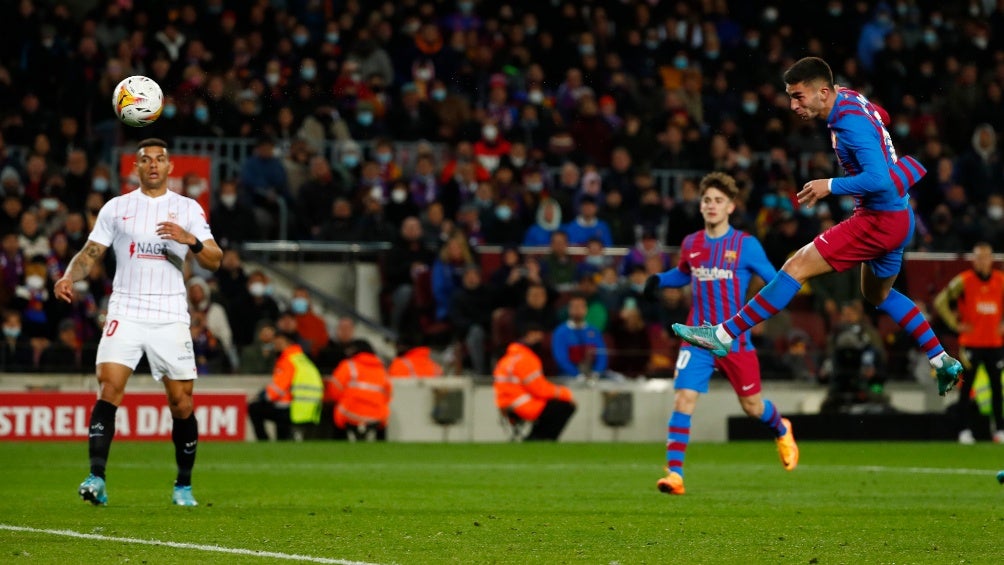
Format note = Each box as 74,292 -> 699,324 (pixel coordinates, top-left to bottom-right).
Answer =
2,441 -> 1003,564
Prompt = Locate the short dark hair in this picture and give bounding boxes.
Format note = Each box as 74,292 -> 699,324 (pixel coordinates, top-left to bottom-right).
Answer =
137,138 -> 168,151
699,172 -> 740,200
783,57 -> 834,88
274,331 -> 299,344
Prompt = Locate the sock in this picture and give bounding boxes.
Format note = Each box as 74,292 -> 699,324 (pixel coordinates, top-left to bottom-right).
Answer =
172,415 -> 198,487
759,399 -> 787,438
876,289 -> 945,360
723,271 -> 802,338
666,412 -> 692,477
88,400 -> 118,479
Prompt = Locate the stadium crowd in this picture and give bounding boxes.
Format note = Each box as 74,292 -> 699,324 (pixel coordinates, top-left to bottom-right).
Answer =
1,0 -> 1003,380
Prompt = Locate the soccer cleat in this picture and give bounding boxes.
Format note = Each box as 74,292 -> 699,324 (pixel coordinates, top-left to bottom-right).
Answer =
656,470 -> 685,495
993,431 -> 1004,444
671,323 -> 730,358
997,471 -> 1004,485
78,474 -> 107,506
934,355 -> 963,396
958,429 -> 976,445
172,485 -> 198,507
775,418 -> 799,471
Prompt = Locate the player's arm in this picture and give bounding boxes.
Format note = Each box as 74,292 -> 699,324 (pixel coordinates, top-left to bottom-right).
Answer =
932,275 -> 964,332
741,237 -> 779,282
643,238 -> 694,300
189,238 -> 223,271
54,240 -> 108,303
156,220 -> 223,271
829,115 -> 896,196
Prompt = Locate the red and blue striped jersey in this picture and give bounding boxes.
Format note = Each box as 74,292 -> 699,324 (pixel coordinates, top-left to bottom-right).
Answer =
658,227 -> 776,353
827,88 -> 926,212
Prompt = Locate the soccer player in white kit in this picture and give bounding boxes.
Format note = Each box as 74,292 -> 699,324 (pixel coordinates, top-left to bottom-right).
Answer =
54,139 -> 223,506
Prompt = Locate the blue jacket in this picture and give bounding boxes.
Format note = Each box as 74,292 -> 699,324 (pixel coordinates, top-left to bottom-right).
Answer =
522,225 -> 556,246
561,218 -> 613,246
551,321 -> 607,376
431,259 -> 466,320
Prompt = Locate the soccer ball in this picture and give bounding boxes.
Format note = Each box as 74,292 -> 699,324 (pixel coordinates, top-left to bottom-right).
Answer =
112,75 -> 164,127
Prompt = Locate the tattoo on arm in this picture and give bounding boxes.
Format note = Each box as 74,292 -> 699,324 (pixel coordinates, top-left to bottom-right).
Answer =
66,242 -> 106,281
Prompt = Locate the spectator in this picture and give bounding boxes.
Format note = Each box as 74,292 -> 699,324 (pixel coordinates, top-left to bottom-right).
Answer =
431,231 -> 475,321
620,228 -> 670,276
239,136 -> 292,238
388,338 -> 443,378
316,317 -> 373,375
608,301 -> 652,379
383,217 -> 435,336
186,277 -> 237,372
561,195 -> 612,246
385,180 -> 421,228
576,237 -> 614,280
540,230 -> 577,292
324,342 -> 392,441
211,178 -> 260,246
1,310 -> 34,371
954,124 -> 1003,207
230,270 -> 281,349
318,197 -> 358,242
289,287 -> 329,358
295,156 -> 345,240
215,249 -> 249,311
39,318 -> 86,373
488,246 -> 545,310
522,197 -> 562,246
559,273 -> 609,333
389,82 -> 438,141
189,311 -> 223,375
819,300 -> 887,413
1,232 -> 25,305
17,210 -> 48,261
551,293 -> 608,379
240,320 -> 278,375
248,330 -> 324,441
598,188 -> 635,246
448,266 -> 493,375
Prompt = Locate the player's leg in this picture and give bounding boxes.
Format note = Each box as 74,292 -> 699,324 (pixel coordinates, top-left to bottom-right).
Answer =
723,352 -> 797,470
673,242 -> 832,356
988,348 -> 1004,442
953,348 -> 977,444
148,322 -> 199,506
860,263 -> 961,394
658,347 -> 713,495
525,399 -> 576,441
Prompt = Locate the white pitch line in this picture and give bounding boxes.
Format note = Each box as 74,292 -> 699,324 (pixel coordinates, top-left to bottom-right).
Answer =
803,464 -> 994,476
0,524 -> 384,565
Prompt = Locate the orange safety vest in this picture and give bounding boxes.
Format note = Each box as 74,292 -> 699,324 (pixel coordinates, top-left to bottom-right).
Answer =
493,342 -> 573,421
387,347 -> 443,378
266,344 -> 305,405
957,270 -> 1004,348
325,352 -> 393,426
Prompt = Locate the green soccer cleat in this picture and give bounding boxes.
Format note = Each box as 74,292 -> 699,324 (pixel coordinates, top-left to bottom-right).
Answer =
672,322 -> 731,358
172,485 -> 199,507
935,355 -> 963,396
78,474 -> 107,506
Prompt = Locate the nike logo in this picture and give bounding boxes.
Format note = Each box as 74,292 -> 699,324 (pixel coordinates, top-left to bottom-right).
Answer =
689,252 -> 701,259
183,448 -> 196,455
742,384 -> 755,391
88,433 -> 103,438
122,216 -> 134,221
819,235 -> 829,244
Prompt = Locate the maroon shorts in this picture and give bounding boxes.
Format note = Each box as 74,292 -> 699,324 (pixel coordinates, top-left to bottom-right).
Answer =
814,208 -> 912,278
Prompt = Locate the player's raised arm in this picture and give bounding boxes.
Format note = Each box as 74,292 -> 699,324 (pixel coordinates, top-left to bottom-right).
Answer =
156,219 -> 223,271
54,240 -> 108,302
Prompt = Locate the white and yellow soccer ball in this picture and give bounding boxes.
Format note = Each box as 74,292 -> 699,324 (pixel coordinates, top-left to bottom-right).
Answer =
112,75 -> 164,127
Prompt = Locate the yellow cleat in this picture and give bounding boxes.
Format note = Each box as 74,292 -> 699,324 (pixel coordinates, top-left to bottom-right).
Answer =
656,470 -> 685,495
776,417 -> 799,471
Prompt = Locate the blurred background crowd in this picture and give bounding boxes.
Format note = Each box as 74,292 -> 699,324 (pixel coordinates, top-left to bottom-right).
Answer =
1,0 -> 1002,387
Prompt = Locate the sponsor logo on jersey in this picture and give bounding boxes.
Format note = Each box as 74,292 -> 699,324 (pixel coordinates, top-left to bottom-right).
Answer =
691,266 -> 735,281
131,241 -> 168,260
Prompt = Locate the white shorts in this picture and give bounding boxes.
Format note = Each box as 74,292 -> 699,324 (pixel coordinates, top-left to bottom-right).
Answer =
96,318 -> 197,381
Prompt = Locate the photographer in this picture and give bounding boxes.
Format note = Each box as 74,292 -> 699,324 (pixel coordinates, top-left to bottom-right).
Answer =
819,300 -> 888,413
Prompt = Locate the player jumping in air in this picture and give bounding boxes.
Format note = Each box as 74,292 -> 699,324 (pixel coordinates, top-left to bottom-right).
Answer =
55,138 -> 223,506
672,57 -> 963,396
645,172 -> 798,495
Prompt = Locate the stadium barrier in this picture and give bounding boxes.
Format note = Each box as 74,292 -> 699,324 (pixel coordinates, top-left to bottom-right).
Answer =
0,375 -> 951,443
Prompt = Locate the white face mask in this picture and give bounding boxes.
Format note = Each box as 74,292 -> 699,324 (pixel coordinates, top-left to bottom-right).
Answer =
392,189 -> 408,204
249,282 -> 266,297
220,194 -> 238,207
187,184 -> 204,198
26,275 -> 45,290
482,125 -> 498,141
988,205 -> 1004,221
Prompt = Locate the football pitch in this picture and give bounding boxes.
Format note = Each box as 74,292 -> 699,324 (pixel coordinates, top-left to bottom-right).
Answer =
2,441 -> 1002,564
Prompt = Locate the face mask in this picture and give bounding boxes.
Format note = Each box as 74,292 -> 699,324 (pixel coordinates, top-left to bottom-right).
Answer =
735,155 -> 751,169
645,39 -> 660,50
163,104 -> 177,119
630,282 -> 645,293
249,281 -> 266,297
392,189 -> 408,204
894,123 -> 910,137
220,194 -> 238,207
988,206 -> 1004,220
341,154 -> 359,168
923,31 -> 937,45
266,72 -> 280,86
526,181 -> 543,192
415,68 -> 433,81
301,67 -> 317,81
579,44 -> 595,57
26,275 -> 45,289
357,112 -> 374,126
585,255 -> 605,266
742,101 -> 758,114
326,32 -> 340,44
763,193 -> 778,208
194,106 -> 209,123
931,16 -> 943,27
746,37 -> 760,48
764,7 -> 779,22
92,177 -> 109,192
970,5 -> 981,16
973,37 -> 988,50
828,6 -> 842,17
431,88 -> 447,101
528,90 -> 544,104
510,156 -> 526,168
459,1 -> 474,14
482,125 -> 498,141
376,152 -> 392,164
495,205 -> 512,221
41,198 -> 59,211
293,34 -> 309,47
673,56 -> 688,70
3,327 -> 20,339
187,184 -> 204,198
73,281 -> 89,293
290,297 -> 309,314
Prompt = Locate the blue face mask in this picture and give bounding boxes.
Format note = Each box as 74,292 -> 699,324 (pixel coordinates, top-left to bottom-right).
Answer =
495,205 -> 513,221
579,44 -> 595,57
293,34 -> 309,47
326,32 -> 340,44
705,50 -> 719,60
357,112 -> 374,126
92,177 -> 109,193
742,101 -> 758,114
673,56 -> 689,70
290,297 -> 309,315
3,327 -> 20,339
376,152 -> 392,164
301,67 -> 317,81
762,193 -> 778,208
163,104 -> 177,119
894,123 -> 910,137
431,89 -> 447,101
194,107 -> 209,123
459,1 -> 474,14
342,154 -> 359,168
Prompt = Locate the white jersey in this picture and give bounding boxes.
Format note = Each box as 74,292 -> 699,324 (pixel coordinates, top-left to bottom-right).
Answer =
88,189 -> 214,324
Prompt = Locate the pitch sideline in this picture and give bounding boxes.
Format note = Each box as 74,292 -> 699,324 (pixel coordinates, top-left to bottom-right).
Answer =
0,524 -> 384,565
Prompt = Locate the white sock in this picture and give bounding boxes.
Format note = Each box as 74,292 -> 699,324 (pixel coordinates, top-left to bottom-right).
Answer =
930,352 -> 946,369
714,324 -> 733,344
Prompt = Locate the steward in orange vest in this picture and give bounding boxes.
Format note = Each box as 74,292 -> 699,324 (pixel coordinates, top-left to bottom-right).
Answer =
933,242 -> 1004,442
388,346 -> 443,378
493,324 -> 576,441
325,343 -> 393,440
248,332 -> 323,441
